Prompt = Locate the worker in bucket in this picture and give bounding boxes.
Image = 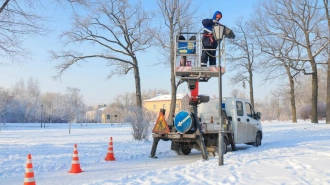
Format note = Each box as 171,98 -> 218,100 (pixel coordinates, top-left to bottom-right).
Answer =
201,11 -> 222,67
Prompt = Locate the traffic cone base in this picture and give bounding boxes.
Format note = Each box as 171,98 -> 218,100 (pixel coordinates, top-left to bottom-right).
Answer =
69,144 -> 83,173
24,154 -> 36,185
105,137 -> 116,161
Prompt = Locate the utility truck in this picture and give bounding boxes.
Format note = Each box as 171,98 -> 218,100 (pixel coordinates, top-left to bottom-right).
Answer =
149,25 -> 262,160
150,96 -> 262,157
197,97 -> 262,154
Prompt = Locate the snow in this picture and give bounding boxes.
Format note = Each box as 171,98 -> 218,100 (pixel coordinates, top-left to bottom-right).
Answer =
144,93 -> 188,102
1,120 -> 330,185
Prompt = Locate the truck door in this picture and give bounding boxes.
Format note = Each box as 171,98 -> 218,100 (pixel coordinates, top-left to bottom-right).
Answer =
235,100 -> 247,143
245,102 -> 259,142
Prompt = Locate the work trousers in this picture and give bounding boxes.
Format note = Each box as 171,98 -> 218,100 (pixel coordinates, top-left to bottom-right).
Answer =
201,46 -> 217,66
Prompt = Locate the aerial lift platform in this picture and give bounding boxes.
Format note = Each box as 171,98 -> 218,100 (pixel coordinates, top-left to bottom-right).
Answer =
150,25 -> 235,165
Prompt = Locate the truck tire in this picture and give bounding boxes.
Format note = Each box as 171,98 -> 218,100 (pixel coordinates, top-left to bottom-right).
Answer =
253,133 -> 262,147
175,150 -> 181,155
215,137 -> 228,155
179,145 -> 191,155
222,137 -> 228,154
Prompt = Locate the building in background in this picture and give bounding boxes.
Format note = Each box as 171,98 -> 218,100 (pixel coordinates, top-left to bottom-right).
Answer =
143,93 -> 190,116
86,94 -> 190,123
85,104 -> 120,123
85,104 -> 107,123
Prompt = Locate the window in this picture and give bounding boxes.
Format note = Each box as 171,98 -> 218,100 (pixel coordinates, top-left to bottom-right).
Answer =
236,101 -> 244,116
153,104 -> 156,110
245,102 -> 251,117
163,104 -> 166,109
245,102 -> 255,118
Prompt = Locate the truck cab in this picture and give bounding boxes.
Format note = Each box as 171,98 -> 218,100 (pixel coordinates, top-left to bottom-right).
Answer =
198,97 -> 262,146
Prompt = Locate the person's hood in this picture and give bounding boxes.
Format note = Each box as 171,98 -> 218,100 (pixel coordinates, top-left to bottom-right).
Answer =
212,11 -> 222,20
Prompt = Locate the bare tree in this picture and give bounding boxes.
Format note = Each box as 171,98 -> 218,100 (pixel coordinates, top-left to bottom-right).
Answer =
250,8 -> 303,123
230,89 -> 239,98
0,79 -> 88,123
124,106 -> 156,141
0,87 -> 12,123
50,0 -> 154,109
65,87 -> 85,123
318,68 -> 327,103
230,88 -> 247,99
295,69 -> 327,120
256,0 -> 329,123
154,0 -> 199,124
256,98 -> 273,122
40,91 -> 82,123
227,17 -> 258,107
0,0 -> 49,64
42,92 -> 59,123
0,0 -> 93,65
9,78 -> 40,123
270,90 -> 283,121
299,104 -> 311,121
106,89 -> 169,124
109,92 -> 135,121
295,72 -> 311,108
323,0 -> 330,124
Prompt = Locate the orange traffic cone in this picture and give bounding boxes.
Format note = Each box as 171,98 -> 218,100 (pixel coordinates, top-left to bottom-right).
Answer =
24,154 -> 36,185
68,144 -> 83,173
105,137 -> 116,161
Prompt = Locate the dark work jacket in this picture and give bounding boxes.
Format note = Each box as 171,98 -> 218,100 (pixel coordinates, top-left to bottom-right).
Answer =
202,19 -> 218,48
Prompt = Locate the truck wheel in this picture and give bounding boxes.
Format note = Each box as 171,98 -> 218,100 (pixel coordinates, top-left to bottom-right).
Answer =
179,145 -> 191,155
222,137 -> 228,154
253,133 -> 262,147
215,137 -> 228,155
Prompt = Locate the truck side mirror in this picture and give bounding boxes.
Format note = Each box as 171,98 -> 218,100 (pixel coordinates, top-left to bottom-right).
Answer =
256,112 -> 261,120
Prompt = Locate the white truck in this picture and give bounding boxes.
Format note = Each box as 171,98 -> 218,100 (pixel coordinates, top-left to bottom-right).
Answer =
150,96 -> 262,158
198,97 -> 262,154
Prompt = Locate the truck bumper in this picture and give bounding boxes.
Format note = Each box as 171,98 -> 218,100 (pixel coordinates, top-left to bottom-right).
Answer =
152,133 -> 196,139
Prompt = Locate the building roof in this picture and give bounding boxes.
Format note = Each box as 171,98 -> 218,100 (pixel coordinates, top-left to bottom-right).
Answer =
144,93 -> 189,102
98,107 -> 107,111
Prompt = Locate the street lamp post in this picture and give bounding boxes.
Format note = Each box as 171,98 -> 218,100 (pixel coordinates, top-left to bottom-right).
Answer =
213,24 -> 225,166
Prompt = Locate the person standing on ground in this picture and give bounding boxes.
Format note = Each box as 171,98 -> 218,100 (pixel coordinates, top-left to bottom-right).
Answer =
201,11 -> 222,67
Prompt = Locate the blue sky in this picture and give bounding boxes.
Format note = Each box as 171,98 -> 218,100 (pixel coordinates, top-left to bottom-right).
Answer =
0,0 -> 268,106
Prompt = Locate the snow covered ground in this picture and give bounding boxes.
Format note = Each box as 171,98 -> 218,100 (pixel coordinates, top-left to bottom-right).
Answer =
0,120 -> 329,185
